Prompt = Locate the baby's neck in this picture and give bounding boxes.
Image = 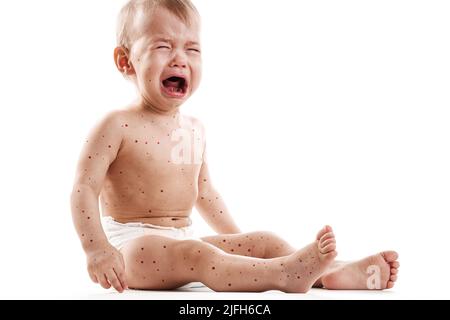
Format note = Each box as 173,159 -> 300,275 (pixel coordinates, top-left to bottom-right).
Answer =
135,98 -> 181,119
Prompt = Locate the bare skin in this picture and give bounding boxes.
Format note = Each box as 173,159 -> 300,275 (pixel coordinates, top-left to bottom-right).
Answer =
202,232 -> 399,290
121,226 -> 336,293
70,4 -> 399,293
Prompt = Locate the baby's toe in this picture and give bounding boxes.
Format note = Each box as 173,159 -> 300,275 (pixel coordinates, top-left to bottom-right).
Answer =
320,238 -> 335,249
391,261 -> 400,269
391,268 -> 398,275
321,243 -> 336,254
387,281 -> 395,289
316,225 -> 332,241
381,251 -> 399,263
319,232 -> 335,243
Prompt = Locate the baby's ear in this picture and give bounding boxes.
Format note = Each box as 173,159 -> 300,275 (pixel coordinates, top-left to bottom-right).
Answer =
114,46 -> 135,76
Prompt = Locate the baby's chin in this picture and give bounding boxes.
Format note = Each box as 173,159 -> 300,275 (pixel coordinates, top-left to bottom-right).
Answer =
147,93 -> 191,112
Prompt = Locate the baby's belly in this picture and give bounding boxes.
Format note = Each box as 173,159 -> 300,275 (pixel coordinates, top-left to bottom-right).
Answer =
100,178 -> 198,228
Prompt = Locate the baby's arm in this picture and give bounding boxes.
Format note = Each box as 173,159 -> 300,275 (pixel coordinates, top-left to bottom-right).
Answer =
195,149 -> 241,234
70,112 -> 127,292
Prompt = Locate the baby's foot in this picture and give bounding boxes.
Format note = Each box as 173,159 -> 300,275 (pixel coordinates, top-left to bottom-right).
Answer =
282,226 -> 337,293
321,251 -> 399,290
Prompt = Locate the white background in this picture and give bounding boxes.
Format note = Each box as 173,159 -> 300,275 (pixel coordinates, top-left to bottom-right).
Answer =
0,0 -> 449,299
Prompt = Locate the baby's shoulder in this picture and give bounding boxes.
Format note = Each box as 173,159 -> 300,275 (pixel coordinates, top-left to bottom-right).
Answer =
87,109 -> 132,140
95,108 -> 132,127
183,115 -> 205,131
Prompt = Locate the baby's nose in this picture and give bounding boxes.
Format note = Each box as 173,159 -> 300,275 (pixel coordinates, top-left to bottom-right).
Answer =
170,51 -> 187,68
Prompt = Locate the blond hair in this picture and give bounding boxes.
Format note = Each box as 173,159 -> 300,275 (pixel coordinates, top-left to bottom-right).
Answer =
117,0 -> 199,49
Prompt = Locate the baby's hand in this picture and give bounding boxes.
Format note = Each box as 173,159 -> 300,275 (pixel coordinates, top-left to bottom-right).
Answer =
86,243 -> 128,293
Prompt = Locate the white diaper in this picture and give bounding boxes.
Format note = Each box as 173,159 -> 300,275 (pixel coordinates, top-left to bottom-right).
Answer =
101,216 -> 198,250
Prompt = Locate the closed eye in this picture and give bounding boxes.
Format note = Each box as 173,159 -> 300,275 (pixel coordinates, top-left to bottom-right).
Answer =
188,48 -> 201,53
157,46 -> 171,50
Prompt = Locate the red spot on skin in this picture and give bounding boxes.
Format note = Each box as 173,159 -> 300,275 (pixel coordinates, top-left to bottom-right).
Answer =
87,217 -> 90,220
190,268 -> 194,271
254,279 -> 258,282
156,269 -> 160,272
228,283 -> 232,287
125,124 -> 128,127
203,179 -> 207,182
157,141 -> 160,144
201,197 -> 204,200
220,211 -> 223,214
163,245 -> 167,249
248,249 -> 251,252
141,248 -> 144,251
108,145 -> 111,148
145,142 -> 148,144
81,210 -> 85,213
231,249 -> 234,252
88,156 -> 92,159
141,261 -> 144,264
81,234 -> 85,237
153,261 -> 156,264
90,240 -> 93,243
148,210 -> 152,213
119,171 -> 123,174
238,244 -> 241,247
77,190 -> 80,193
141,191 -> 145,194
161,189 -> 164,193
212,267 -> 215,270
222,240 -> 226,243
135,140 -> 138,143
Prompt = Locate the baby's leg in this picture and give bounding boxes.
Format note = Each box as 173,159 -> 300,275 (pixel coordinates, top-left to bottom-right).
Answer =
121,227 -> 336,293
201,231 -> 296,258
202,229 -> 399,290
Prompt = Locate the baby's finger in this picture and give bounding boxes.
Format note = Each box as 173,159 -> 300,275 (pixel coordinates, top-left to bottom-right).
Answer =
89,272 -> 98,284
118,253 -> 129,289
106,270 -> 124,293
114,267 -> 128,291
99,273 -> 112,289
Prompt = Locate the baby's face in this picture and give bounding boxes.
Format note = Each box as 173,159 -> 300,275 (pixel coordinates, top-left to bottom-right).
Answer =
128,7 -> 202,112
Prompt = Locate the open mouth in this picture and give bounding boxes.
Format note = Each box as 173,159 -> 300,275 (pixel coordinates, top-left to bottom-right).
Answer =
161,76 -> 188,98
